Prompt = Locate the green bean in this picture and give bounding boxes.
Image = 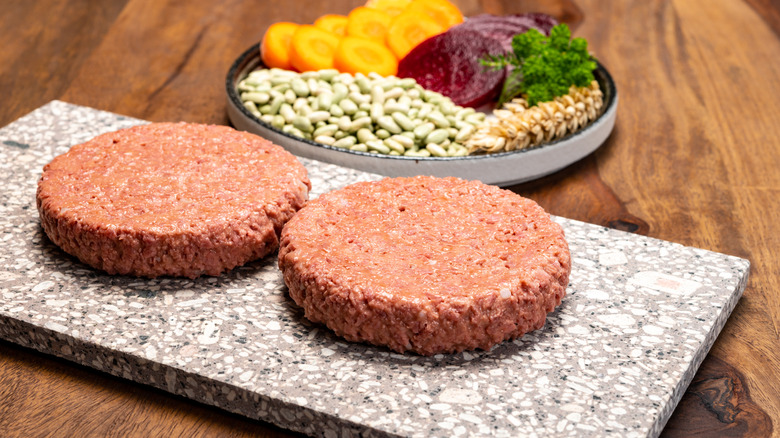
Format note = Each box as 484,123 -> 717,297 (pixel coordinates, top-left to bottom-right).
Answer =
292,115 -> 313,133
333,136 -> 356,148
313,124 -> 338,138
425,128 -> 449,145
291,78 -> 309,97
377,116 -> 402,134
426,143 -> 448,157
366,140 -> 391,154
243,92 -> 270,104
314,135 -> 336,145
357,128 -> 376,144
383,138 -> 405,154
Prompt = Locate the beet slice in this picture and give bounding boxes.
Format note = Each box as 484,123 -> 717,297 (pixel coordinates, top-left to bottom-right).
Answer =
397,30 -> 506,108
453,13 -> 558,51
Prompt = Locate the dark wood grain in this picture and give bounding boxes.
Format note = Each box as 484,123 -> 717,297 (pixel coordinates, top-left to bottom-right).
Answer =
664,356 -> 773,437
1,0 -> 779,437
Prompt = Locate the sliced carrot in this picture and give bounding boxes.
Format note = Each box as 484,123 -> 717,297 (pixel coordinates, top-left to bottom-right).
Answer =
346,7 -> 393,42
314,14 -> 349,36
334,36 -> 398,77
364,0 -> 411,17
261,22 -> 299,70
386,10 -> 444,59
405,0 -> 464,30
289,25 -> 341,72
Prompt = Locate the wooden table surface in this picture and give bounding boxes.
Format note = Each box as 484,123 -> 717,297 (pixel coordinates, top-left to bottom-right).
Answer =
1,0 -> 778,436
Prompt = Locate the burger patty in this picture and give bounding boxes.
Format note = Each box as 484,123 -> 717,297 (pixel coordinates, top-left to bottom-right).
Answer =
37,122 -> 310,278
278,176 -> 570,355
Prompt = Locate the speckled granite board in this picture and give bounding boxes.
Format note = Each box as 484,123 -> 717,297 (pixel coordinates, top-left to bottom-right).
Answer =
0,101 -> 749,438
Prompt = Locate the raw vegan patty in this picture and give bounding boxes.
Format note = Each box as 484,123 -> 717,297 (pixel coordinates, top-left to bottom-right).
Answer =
278,176 -> 570,355
37,122 -> 310,278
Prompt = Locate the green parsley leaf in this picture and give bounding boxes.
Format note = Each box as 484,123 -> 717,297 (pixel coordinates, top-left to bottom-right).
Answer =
480,23 -> 597,107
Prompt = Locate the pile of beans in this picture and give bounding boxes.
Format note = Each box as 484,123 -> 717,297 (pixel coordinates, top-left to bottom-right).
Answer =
237,68 -> 485,157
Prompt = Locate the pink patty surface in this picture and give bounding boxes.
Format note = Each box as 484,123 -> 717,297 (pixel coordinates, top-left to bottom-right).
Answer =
278,176 -> 570,355
37,122 -> 310,278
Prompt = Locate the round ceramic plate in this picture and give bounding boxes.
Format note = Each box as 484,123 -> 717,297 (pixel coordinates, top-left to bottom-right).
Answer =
226,43 -> 617,186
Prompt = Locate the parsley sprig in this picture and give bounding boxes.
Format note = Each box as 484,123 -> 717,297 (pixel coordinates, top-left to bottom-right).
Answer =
481,24 -> 597,107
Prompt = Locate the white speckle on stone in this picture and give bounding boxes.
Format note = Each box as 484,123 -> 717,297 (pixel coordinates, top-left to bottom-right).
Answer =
175,289 -> 195,299
177,298 -> 208,308
87,314 -> 104,324
439,388 -> 482,405
599,251 -> 628,266
33,281 -> 55,292
299,364 -> 319,372
631,271 -> 702,295
45,299 -> 68,308
566,381 -> 594,395
460,414 -> 482,424
567,325 -> 589,335
489,368 -> 504,376
611,407 -> 627,415
145,345 -> 157,360
573,257 -> 594,267
642,325 -> 665,336
584,289 -> 610,300
430,403 -> 451,411
561,403 -> 585,413
240,370 -> 254,382
438,421 -> 454,430
44,321 -> 68,333
597,313 -> 636,327
266,321 -> 281,331
197,320 -> 220,345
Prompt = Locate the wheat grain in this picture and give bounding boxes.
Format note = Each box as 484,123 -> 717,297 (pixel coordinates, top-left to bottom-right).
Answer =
465,81 -> 605,155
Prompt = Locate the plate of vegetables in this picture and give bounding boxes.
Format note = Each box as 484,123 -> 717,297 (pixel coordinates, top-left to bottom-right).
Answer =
225,0 -> 617,186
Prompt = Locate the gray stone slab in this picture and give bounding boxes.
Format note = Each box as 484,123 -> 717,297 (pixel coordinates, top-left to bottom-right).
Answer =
0,101 -> 749,437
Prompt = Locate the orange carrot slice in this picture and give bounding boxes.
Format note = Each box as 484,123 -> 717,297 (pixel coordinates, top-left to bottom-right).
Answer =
405,0 -> 464,30
364,0 -> 411,17
346,7 -> 393,42
386,10 -> 444,59
289,25 -> 341,72
314,14 -> 349,36
261,22 -> 299,70
334,36 -> 398,77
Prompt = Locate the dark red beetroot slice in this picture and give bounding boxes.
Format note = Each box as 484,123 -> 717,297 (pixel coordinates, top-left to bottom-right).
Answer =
397,30 -> 505,108
453,13 -> 558,52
